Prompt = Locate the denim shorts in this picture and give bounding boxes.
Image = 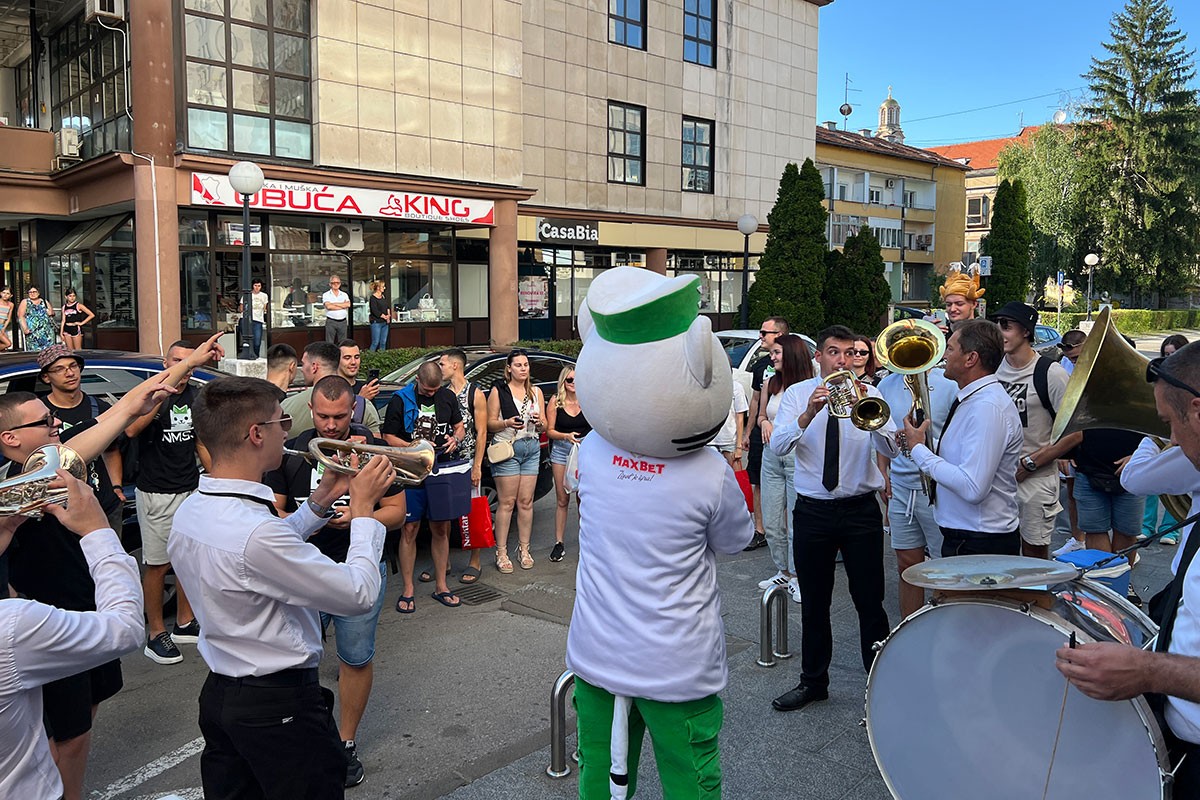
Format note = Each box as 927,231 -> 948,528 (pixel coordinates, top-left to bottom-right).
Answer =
550,438 -> 575,465
491,436 -> 540,477
1073,472 -> 1146,536
320,561 -> 387,667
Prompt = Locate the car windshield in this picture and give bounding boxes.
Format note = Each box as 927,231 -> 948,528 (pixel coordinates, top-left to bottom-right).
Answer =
1034,326 -> 1058,345
718,336 -> 756,367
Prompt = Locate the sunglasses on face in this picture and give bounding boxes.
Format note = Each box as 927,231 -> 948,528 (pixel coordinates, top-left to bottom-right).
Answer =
1058,342 -> 1081,350
1147,357 -> 1200,398
852,349 -> 870,357
565,377 -> 575,384
7,412 -> 58,432
759,330 -> 777,337
244,414 -> 294,439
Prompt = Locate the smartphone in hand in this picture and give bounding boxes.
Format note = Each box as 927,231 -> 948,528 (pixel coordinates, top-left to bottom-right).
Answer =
368,368 -> 380,381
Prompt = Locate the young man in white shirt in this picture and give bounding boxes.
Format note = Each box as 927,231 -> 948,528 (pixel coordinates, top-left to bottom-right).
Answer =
768,325 -> 899,712
322,275 -> 351,343
991,302 -> 1073,559
902,319 -> 1023,556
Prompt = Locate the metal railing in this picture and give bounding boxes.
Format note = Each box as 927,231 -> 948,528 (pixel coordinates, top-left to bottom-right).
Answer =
547,669 -> 578,778
757,583 -> 793,667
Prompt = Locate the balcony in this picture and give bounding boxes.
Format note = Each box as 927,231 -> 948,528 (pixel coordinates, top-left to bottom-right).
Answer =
0,126 -> 54,174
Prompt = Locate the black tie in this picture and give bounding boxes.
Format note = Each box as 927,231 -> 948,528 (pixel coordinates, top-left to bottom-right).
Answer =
822,415 -> 840,492
929,397 -> 961,504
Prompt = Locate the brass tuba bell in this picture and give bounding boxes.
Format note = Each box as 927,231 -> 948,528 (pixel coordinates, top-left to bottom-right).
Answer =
875,319 -> 947,495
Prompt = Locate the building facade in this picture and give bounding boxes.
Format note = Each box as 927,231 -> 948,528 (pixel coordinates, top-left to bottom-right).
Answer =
0,0 -> 828,354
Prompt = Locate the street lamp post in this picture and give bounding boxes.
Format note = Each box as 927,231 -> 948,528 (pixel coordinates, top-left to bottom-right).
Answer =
1084,252 -> 1099,322
228,161 -> 265,360
737,213 -> 758,329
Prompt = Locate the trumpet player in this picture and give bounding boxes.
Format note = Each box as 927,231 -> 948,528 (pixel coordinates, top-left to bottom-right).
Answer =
901,320 -> 1023,558
167,376 -> 394,800
264,375 -> 408,788
769,325 -> 899,713
0,335 -> 219,800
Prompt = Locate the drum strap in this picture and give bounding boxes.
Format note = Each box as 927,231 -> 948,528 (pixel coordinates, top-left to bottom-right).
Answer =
1146,524 -> 1200,727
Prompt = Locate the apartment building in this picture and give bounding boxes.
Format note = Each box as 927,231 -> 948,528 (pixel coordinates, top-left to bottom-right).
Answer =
0,0 -> 829,353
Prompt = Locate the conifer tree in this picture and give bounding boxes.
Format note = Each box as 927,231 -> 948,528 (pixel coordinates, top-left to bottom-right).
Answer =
980,179 -> 1032,306
823,225 -> 890,335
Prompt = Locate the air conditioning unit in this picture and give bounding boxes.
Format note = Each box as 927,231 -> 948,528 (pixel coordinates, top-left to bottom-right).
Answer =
323,222 -> 364,251
55,128 -> 80,158
885,179 -> 896,189
85,0 -> 125,23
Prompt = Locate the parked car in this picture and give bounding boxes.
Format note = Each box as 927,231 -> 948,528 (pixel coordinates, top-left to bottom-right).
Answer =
374,348 -> 577,511
715,329 -> 818,400
1034,324 -> 1064,359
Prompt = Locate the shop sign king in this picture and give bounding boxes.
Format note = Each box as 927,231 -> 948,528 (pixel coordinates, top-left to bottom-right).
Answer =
191,173 -> 495,226
537,218 -> 600,245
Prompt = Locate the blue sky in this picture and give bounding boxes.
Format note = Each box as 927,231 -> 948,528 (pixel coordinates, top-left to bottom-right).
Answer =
816,0 -> 1200,147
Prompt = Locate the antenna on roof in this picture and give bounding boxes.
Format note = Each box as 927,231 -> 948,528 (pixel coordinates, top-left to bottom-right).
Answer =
1053,109 -> 1067,125
839,73 -> 860,130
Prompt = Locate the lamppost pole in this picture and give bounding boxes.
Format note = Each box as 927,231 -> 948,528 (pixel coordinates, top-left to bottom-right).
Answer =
737,213 -> 758,329
229,162 -> 264,360
1084,252 -> 1099,322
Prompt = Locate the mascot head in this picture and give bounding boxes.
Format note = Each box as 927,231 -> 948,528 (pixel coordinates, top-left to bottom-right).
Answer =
575,267 -> 731,459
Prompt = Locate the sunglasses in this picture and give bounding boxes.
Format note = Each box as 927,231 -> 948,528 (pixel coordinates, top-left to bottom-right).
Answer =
759,330 -> 778,337
565,377 -> 575,384
1058,341 -> 1082,350
1147,357 -> 1200,399
244,414 -> 294,439
996,318 -> 1019,330
6,412 -> 59,432
851,349 -> 871,357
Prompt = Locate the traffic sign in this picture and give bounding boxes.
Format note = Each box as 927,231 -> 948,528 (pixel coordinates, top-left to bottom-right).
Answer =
978,256 -> 993,276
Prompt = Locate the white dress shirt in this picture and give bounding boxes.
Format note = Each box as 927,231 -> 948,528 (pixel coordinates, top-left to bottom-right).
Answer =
322,289 -> 349,320
0,529 -> 142,800
168,475 -> 384,677
910,375 -> 1022,533
770,377 -> 899,500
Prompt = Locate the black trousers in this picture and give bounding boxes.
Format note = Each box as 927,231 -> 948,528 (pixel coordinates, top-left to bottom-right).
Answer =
792,493 -> 889,690
939,526 -> 1021,558
198,669 -> 345,800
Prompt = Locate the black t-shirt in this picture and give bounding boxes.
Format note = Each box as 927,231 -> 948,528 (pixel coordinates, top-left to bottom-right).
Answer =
263,426 -> 400,563
749,354 -> 773,440
369,295 -> 388,323
382,386 -> 463,462
1075,429 -> 1143,481
136,384 -> 200,494
44,394 -> 121,516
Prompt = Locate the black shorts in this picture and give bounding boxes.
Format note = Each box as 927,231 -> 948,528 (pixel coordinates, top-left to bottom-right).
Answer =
747,437 -> 764,485
42,659 -> 123,741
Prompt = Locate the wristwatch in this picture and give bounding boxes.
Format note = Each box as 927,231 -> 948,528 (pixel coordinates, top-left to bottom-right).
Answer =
307,497 -> 337,519
1021,456 -> 1038,472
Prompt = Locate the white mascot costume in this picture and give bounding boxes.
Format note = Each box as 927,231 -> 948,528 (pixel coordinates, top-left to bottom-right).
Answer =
566,267 -> 754,799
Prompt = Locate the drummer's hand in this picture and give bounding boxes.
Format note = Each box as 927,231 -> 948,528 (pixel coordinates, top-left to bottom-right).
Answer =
902,413 -> 928,450
1054,642 -> 1150,701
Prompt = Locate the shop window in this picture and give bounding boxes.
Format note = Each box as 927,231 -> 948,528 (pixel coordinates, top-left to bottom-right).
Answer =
682,117 -> 714,193
458,263 -> 489,318
390,259 -> 452,324
607,102 -> 645,186
683,0 -> 716,68
350,255 -> 386,325
94,252 -> 136,328
181,251 -> 213,330
180,215 -> 211,247
182,0 -> 312,161
609,0 -> 645,50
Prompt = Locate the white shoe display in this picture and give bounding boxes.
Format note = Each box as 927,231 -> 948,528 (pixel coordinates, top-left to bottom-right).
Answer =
787,577 -> 802,603
1052,538 -> 1085,557
758,571 -> 787,590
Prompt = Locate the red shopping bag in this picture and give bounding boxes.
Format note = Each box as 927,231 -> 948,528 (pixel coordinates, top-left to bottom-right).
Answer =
459,496 -> 495,549
734,469 -> 754,514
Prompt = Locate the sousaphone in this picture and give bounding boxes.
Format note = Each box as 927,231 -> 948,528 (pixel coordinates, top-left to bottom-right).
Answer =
1053,307 -> 1190,520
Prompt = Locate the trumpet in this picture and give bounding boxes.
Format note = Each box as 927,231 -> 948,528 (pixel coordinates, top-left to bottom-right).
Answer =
283,438 -> 435,486
823,370 -> 890,431
0,444 -> 89,518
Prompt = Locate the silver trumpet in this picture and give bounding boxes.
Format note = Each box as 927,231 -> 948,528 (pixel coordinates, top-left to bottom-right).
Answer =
0,444 -> 90,518
283,438 -> 435,486
823,370 -> 890,431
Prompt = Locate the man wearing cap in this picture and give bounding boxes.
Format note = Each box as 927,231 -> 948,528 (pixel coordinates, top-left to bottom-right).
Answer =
937,266 -> 984,332
38,345 -> 125,535
991,302 -> 1073,559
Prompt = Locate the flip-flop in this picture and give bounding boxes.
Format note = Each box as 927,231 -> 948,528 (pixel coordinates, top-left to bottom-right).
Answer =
419,568 -> 451,583
430,591 -> 462,608
459,566 -> 481,585
395,595 -> 415,614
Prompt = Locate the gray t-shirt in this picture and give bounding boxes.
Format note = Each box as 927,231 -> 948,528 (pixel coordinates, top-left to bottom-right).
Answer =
995,354 -> 1069,468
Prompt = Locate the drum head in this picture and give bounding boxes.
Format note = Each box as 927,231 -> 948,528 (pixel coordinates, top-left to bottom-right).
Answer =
866,601 -> 1165,799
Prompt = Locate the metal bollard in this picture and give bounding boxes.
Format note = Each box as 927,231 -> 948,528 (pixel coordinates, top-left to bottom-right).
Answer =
547,669 -> 576,778
756,583 -> 793,667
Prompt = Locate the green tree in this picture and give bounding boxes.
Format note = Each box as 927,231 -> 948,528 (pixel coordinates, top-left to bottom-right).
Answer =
980,179 -> 1033,306
746,159 -> 827,333
1078,0 -> 1200,306
823,225 -> 891,335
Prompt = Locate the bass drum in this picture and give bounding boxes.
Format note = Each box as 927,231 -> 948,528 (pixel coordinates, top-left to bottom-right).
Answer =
865,578 -> 1170,799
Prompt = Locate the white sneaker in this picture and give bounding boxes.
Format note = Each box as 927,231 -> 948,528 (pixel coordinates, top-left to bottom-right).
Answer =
758,571 -> 787,590
787,577 -> 802,604
1052,538 -> 1085,557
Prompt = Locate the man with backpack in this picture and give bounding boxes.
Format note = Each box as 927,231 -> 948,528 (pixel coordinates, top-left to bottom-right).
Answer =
991,302 -> 1074,559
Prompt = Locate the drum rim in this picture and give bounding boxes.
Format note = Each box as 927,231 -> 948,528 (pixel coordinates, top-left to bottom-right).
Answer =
864,592 -> 1170,798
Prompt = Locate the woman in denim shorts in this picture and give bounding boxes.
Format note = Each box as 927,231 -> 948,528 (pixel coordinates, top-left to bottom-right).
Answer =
1072,429 -> 1147,589
545,366 -> 590,564
486,350 -> 546,573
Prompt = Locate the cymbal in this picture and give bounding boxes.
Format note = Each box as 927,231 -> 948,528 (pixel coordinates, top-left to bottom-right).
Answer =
903,555 -> 1079,590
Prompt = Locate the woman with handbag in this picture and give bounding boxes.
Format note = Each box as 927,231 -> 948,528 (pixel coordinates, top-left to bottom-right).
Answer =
545,366 -> 590,564
486,350 -> 546,573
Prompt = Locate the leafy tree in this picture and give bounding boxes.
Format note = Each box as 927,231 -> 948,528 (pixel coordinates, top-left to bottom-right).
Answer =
1077,0 -> 1200,307
980,179 -> 1033,306
746,159 -> 827,333
823,225 -> 891,335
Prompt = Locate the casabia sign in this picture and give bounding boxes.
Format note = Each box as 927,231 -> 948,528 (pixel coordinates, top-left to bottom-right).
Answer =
190,173 -> 495,226
537,218 -> 599,245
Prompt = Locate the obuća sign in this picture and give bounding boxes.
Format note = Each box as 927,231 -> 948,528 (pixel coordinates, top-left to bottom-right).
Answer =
536,217 -> 599,245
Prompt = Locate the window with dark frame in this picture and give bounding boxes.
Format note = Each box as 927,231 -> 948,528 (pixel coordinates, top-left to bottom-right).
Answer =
48,16 -> 130,159
607,102 -> 645,186
683,0 -> 716,67
608,0 -> 646,49
182,0 -> 312,161
681,117 -> 713,193
967,196 -> 991,227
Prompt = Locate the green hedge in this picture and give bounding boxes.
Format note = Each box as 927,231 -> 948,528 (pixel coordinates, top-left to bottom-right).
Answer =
359,338 -> 583,376
1049,308 -> 1200,335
